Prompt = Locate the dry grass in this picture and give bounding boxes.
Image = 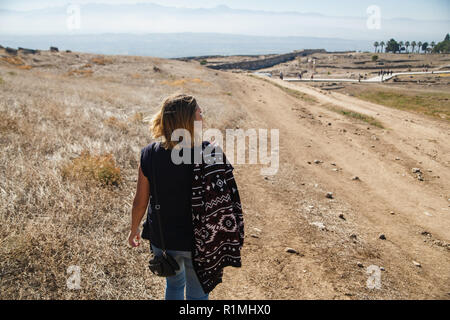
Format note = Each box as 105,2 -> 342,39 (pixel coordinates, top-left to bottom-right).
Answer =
67,69 -> 94,77
0,61 -> 160,299
130,112 -> 144,124
327,105 -> 384,128
0,111 -> 21,134
61,150 -> 122,187
17,65 -> 32,70
91,57 -> 113,65
0,50 -> 247,299
1,56 -> 25,65
354,89 -> 450,121
0,56 -> 33,70
104,116 -> 129,133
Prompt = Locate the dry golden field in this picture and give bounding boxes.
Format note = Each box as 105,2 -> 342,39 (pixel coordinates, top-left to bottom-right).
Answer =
0,49 -> 246,299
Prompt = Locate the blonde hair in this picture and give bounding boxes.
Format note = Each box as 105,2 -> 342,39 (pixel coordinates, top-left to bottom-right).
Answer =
150,93 -> 199,149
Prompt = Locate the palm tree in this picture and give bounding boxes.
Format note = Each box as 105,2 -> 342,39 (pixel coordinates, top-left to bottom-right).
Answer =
411,41 -> 417,54
430,41 -> 436,52
405,41 -> 410,53
399,41 -> 404,53
373,41 -> 379,53
418,41 -> 423,53
380,41 -> 385,53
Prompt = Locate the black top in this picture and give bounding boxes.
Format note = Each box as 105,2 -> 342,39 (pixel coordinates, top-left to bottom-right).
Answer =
140,141 -> 206,251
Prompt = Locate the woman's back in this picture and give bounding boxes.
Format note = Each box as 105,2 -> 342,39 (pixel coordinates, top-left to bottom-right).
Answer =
140,142 -> 195,251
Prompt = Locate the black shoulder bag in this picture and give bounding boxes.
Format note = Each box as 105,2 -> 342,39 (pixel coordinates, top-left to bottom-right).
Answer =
145,142 -> 180,277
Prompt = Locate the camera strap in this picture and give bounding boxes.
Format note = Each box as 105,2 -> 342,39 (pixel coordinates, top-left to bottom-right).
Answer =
150,142 -> 168,256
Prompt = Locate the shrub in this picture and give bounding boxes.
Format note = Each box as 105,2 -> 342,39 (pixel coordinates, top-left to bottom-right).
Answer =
0,56 -> 32,69
200,59 -> 207,65
61,150 -> 122,187
17,65 -> 32,70
338,109 -> 384,128
104,116 -> 128,132
0,56 -> 25,65
130,112 -> 144,123
326,105 -> 384,128
67,69 -> 93,77
91,57 -> 113,65
0,112 -> 20,133
372,55 -> 379,62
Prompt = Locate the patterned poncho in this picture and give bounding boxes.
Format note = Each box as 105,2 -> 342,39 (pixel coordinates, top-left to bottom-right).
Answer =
191,142 -> 245,294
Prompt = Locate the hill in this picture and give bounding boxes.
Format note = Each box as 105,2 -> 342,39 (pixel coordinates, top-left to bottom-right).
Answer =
0,48 -> 449,299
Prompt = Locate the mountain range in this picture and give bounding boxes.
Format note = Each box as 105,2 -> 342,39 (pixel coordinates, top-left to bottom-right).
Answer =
0,3 -> 447,58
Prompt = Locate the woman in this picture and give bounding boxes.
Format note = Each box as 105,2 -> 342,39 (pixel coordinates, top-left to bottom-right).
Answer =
128,93 -> 208,300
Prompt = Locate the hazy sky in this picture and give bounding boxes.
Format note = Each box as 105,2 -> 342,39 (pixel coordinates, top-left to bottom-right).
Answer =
0,0 -> 448,40
1,0 -> 449,20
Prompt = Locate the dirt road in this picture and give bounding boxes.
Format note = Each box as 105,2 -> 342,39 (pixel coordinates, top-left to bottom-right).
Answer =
211,72 -> 450,299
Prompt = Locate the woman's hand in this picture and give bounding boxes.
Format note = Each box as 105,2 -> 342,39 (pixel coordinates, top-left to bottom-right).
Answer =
128,229 -> 141,247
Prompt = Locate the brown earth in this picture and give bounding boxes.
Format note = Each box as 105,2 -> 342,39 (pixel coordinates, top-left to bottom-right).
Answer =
0,49 -> 449,299
213,73 -> 450,299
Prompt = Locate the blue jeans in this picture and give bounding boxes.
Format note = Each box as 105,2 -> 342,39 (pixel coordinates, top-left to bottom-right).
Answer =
151,244 -> 209,300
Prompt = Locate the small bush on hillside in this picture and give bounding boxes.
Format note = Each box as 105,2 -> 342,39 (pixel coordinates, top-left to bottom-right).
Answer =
67,69 -> 93,77
0,56 -> 25,65
17,65 -> 32,70
130,112 -> 144,123
0,112 -> 20,133
0,56 -> 32,69
61,150 -> 122,187
104,116 -> 128,132
91,57 -> 113,65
